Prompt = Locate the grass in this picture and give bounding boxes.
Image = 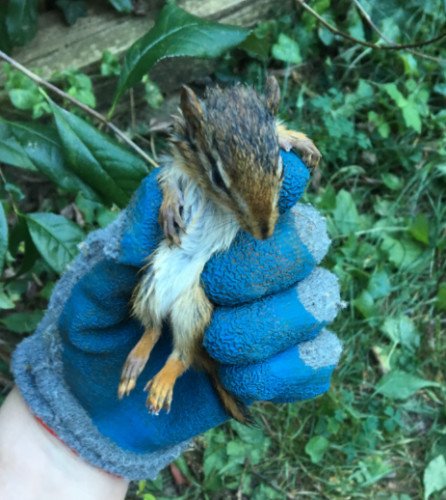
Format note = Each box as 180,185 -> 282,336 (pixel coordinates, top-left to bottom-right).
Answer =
1,1 -> 446,499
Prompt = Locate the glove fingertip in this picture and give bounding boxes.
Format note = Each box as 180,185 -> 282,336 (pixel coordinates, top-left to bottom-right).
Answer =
279,151 -> 310,213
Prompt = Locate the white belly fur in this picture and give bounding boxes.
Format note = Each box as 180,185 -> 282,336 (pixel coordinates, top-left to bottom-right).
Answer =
134,176 -> 239,324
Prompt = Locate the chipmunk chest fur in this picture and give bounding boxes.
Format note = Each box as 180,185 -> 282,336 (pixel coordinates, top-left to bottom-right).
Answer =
133,158 -> 239,325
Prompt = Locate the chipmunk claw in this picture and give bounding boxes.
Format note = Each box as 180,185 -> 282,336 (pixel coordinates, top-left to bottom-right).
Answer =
159,191 -> 186,247
118,350 -> 150,398
277,125 -> 322,169
144,376 -> 173,415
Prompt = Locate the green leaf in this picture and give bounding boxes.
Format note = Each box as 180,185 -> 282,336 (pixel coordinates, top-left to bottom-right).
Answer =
8,88 -> 41,110
424,455 -> 446,500
332,189 -> 360,235
368,271 -> 391,299
385,83 -> 407,108
0,290 -> 15,309
436,283 -> 446,311
381,236 -> 423,269
305,436 -> 329,464
376,370 -> 440,400
409,213 -> 429,245
101,50 -> 121,77
230,420 -> 265,444
108,0 -> 133,13
434,83 -> 446,96
239,30 -> 270,60
0,311 -> 44,333
112,1 -> 249,112
55,0 -> 87,25
353,290 -> 376,318
50,101 -> 149,206
6,0 -> 38,46
272,33 -> 302,64
381,173 -> 403,191
380,316 -> 420,351
0,118 -> 98,198
26,213 -> 85,273
0,203 -> 8,277
402,103 -> 421,133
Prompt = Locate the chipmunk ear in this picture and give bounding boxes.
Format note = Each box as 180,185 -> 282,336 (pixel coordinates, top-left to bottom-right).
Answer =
180,85 -> 205,134
263,76 -> 281,115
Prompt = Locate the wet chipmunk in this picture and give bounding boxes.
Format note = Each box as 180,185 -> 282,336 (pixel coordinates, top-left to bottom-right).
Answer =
117,76 -> 321,423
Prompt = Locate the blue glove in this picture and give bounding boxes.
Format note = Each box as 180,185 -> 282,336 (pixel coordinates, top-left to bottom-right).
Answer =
12,151 -> 342,481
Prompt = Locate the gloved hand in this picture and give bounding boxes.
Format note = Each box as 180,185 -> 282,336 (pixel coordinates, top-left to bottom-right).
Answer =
12,151 -> 343,481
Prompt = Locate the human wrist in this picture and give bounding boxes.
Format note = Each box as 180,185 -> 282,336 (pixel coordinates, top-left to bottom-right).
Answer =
0,387 -> 128,500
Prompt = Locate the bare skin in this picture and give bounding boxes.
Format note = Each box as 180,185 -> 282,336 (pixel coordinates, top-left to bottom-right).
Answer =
0,387 -> 128,500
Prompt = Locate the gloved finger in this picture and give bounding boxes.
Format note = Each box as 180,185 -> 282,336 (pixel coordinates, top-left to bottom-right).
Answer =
204,268 -> 342,364
278,150 -> 310,212
219,329 -> 342,403
58,259 -> 142,352
116,150 -> 310,269
203,203 -> 330,306
116,171 -> 163,267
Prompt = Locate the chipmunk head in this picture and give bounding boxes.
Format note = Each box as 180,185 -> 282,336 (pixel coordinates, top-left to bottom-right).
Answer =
171,76 -> 283,240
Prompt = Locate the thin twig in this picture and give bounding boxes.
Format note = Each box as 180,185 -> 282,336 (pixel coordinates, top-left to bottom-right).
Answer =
353,0 -> 446,64
0,50 -> 159,169
296,0 -> 446,52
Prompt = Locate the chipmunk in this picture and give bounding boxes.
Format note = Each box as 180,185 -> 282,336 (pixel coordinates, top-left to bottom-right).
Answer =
117,76 -> 321,423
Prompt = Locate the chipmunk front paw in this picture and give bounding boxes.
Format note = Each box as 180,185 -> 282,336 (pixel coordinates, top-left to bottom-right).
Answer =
159,188 -> 186,248
277,125 -> 322,169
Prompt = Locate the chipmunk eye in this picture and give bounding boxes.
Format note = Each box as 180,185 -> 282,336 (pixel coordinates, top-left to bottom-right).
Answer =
211,161 -> 230,194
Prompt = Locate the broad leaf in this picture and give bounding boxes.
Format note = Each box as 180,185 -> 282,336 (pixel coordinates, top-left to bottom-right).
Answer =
0,310 -> 44,333
402,103 -> 421,133
385,83 -> 407,108
409,213 -> 429,245
424,455 -> 446,500
380,316 -> 420,351
108,0 -> 133,13
55,0 -> 88,25
305,436 -> 329,464
368,271 -> 391,299
381,236 -> 423,269
112,1 -> 249,112
0,118 -> 98,199
353,289 -> 377,318
26,213 -> 85,273
0,290 -> 15,310
8,88 -> 41,110
332,189 -> 360,235
50,102 -> 149,207
272,33 -> 302,64
0,202 -> 7,277
376,370 -> 440,400
6,0 -> 38,46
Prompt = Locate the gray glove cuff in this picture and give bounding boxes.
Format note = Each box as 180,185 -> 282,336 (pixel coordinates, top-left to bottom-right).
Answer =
11,210 -> 190,481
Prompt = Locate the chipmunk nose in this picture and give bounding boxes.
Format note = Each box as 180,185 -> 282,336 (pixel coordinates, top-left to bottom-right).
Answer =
260,222 -> 273,240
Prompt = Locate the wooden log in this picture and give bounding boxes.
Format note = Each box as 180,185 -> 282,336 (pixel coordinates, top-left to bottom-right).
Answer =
5,0 -> 293,82
0,0 -> 294,124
